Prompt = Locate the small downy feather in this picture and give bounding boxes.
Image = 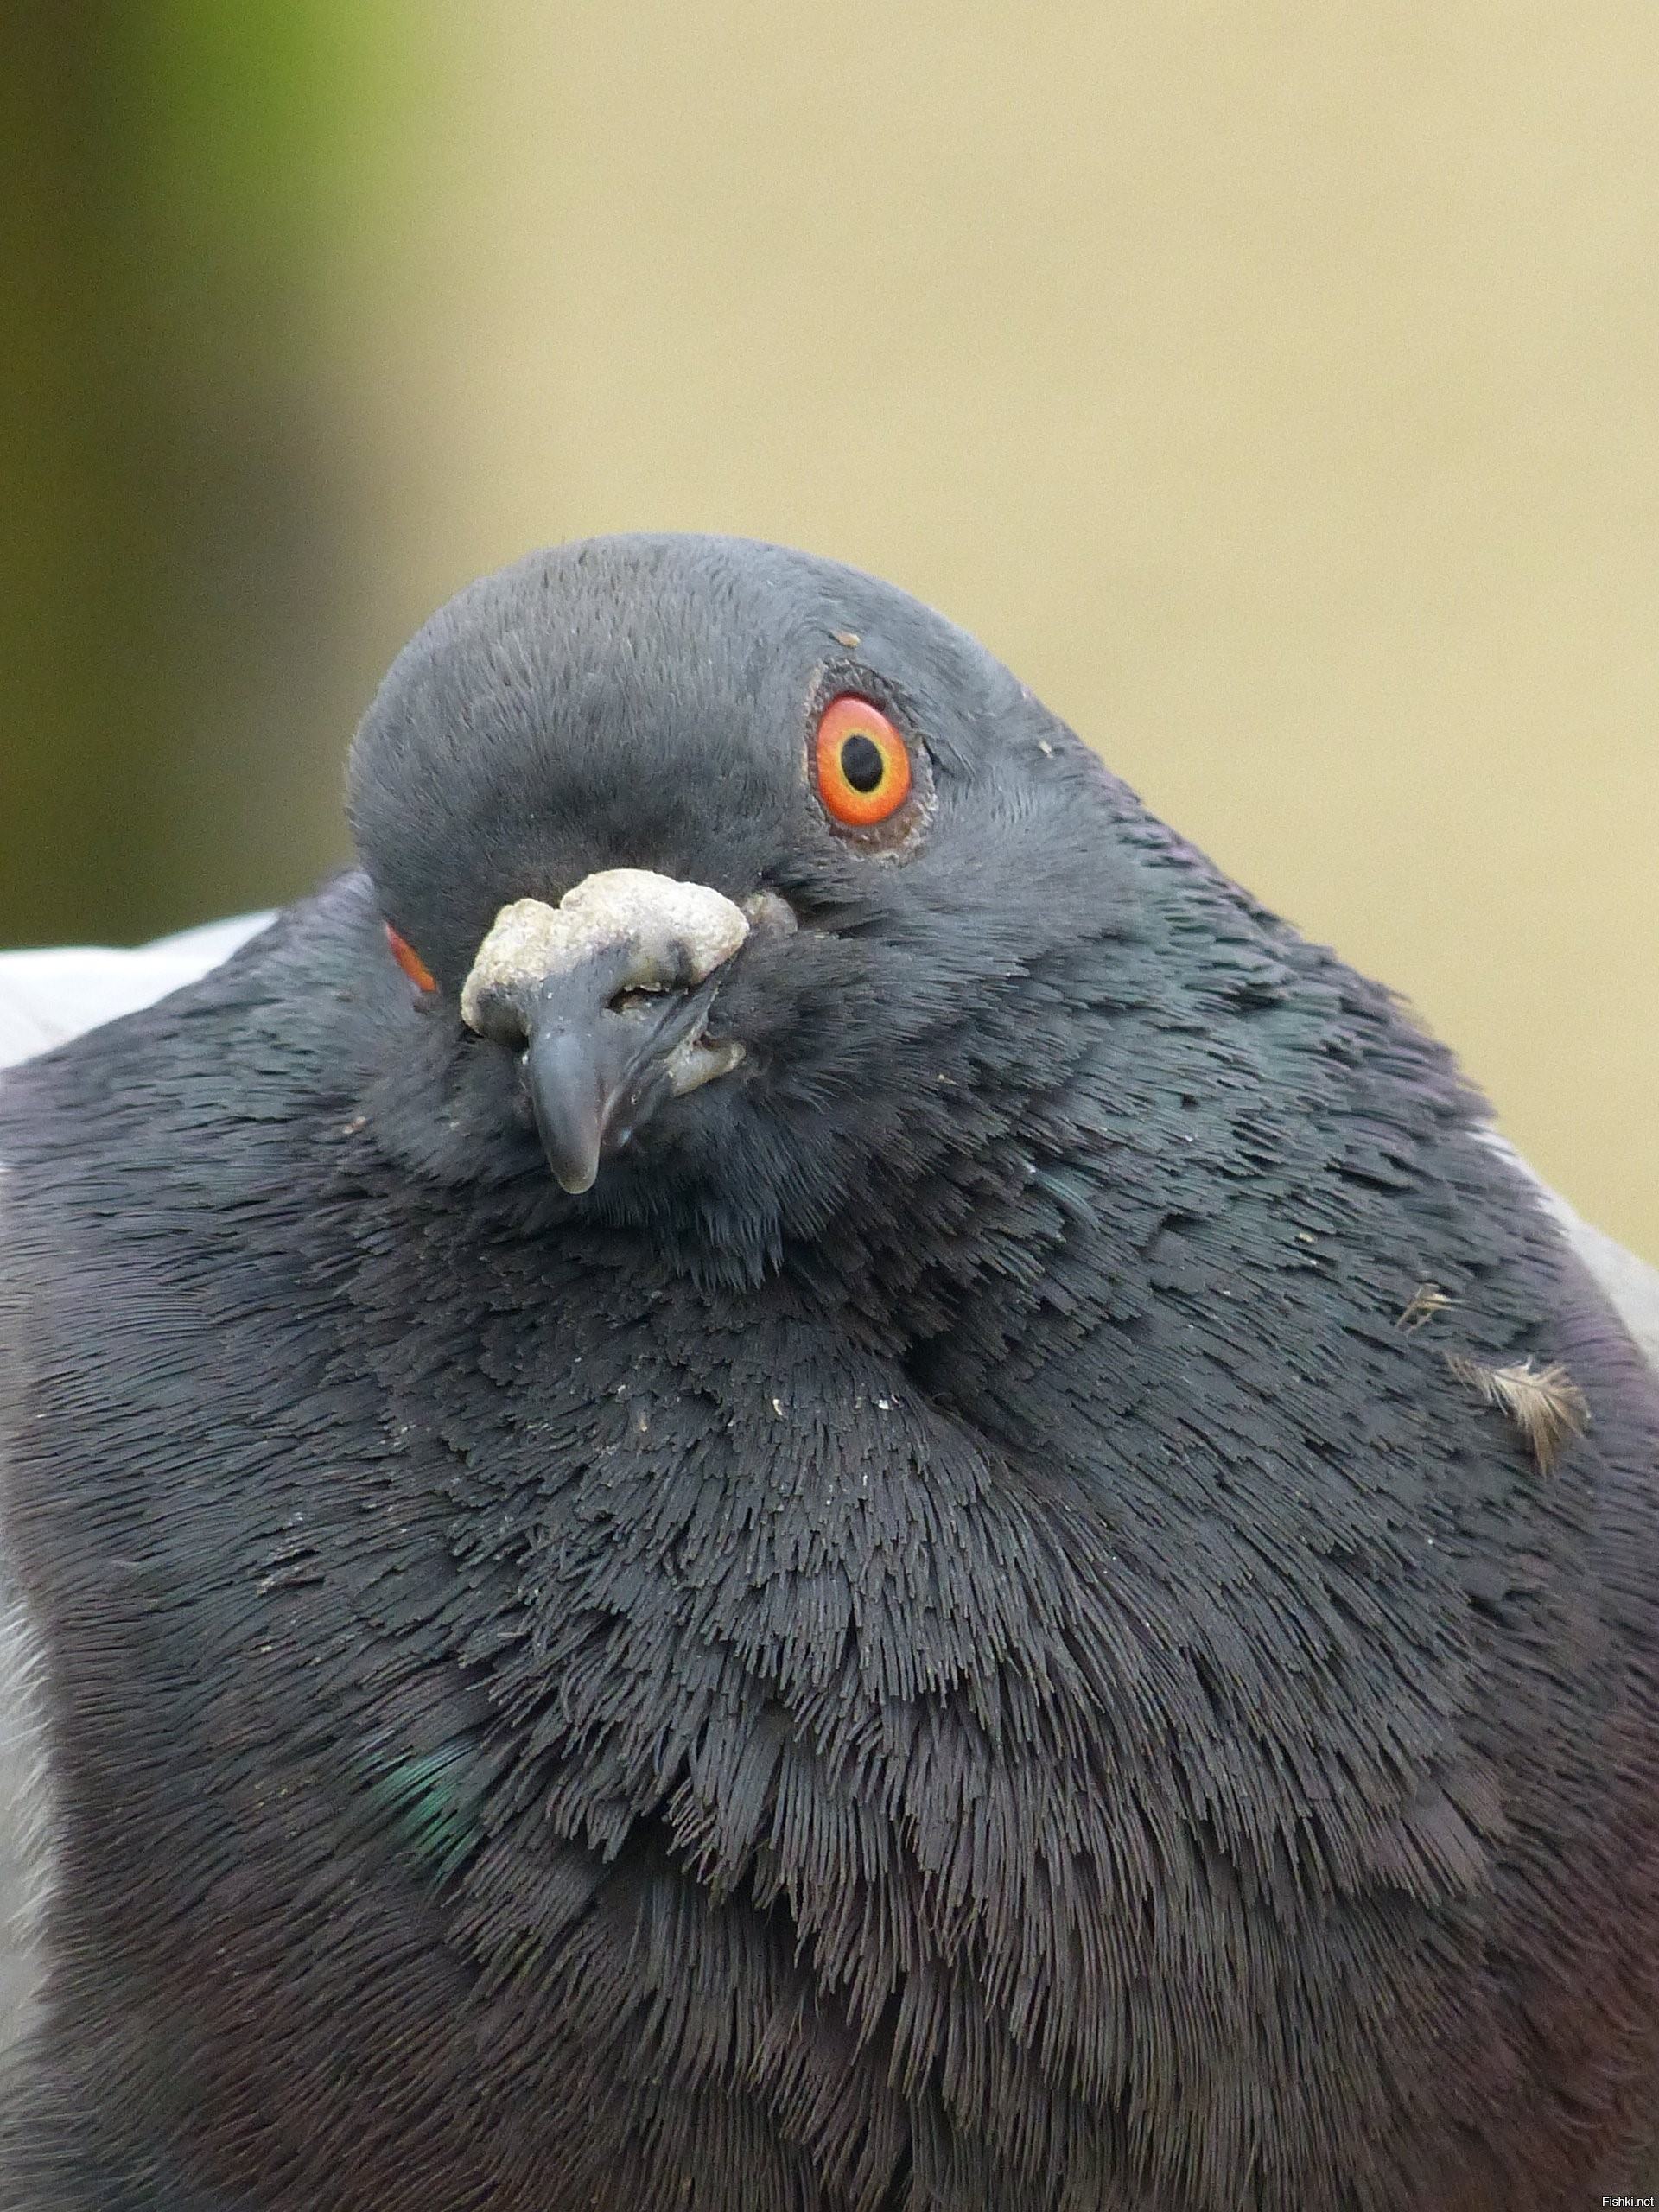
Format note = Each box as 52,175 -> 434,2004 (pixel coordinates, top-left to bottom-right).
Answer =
1444,1353 -> 1590,1473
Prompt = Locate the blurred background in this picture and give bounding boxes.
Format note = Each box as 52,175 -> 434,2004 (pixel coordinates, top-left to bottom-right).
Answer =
3,3 -> 1655,1249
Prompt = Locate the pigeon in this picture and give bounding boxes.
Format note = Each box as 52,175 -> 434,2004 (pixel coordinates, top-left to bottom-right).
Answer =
1,532 -> 1656,2211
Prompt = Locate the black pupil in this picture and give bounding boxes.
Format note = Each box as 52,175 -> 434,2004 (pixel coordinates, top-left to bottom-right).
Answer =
840,732 -> 886,792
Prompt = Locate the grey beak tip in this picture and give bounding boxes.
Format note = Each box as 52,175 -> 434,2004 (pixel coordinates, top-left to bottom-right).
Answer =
524,1021 -> 609,1195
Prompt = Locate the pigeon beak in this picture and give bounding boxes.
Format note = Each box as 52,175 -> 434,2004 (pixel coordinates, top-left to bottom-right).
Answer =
459,872 -> 753,1194
518,960 -> 738,1194
520,990 -> 620,1197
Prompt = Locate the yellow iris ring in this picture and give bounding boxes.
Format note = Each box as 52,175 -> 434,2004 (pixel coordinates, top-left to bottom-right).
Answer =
814,696 -> 912,827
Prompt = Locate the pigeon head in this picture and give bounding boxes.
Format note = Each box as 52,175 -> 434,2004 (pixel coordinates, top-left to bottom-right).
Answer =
346,534 -> 1147,1280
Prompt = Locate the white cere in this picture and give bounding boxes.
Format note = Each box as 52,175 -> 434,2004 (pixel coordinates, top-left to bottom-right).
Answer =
461,869 -> 751,1034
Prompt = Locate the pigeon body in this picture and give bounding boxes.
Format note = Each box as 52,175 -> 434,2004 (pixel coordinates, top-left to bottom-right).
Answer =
1,536 -> 1656,2209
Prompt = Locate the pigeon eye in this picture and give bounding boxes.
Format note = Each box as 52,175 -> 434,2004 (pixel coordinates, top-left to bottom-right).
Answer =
813,696 -> 913,829
385,923 -> 437,993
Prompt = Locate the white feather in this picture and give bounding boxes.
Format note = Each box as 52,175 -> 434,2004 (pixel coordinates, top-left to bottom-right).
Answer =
0,912 -> 274,1073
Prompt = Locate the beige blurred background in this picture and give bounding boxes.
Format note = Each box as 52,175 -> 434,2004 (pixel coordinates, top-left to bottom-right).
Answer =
3,3 -> 1655,1249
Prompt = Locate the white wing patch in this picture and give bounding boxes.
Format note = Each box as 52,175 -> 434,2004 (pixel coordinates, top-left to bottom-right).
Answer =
0,911 -> 275,1074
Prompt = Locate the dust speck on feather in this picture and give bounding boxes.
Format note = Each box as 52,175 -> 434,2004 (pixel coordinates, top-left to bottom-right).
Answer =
1397,1283 -> 1452,1332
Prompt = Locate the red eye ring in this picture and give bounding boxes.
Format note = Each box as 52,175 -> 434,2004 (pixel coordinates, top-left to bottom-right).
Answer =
385,922 -> 437,993
813,696 -> 913,829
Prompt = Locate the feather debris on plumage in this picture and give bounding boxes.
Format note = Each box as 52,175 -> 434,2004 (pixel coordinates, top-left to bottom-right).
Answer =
1442,1352 -> 1591,1473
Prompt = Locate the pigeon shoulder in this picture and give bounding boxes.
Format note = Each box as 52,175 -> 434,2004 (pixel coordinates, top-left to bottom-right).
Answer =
0,1165 -> 55,2078
1479,1130 -> 1659,1377
1561,1208 -> 1659,1372
0,905 -> 283,2071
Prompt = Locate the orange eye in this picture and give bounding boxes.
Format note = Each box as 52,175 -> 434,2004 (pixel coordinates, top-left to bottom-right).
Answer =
385,922 -> 437,993
813,696 -> 913,829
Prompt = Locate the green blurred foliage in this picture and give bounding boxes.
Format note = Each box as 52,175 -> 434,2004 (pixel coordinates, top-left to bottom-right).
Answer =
0,2 -> 374,944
